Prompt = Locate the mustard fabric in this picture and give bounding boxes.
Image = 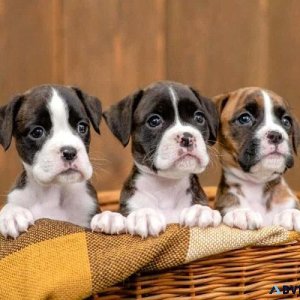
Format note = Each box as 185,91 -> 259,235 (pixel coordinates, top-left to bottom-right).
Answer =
0,219 -> 299,300
0,232 -> 91,300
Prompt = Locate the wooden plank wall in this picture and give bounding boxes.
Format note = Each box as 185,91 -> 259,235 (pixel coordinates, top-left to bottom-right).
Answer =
0,0 -> 300,206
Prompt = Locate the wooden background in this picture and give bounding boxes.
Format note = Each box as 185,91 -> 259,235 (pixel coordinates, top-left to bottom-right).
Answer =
1,0 -> 300,205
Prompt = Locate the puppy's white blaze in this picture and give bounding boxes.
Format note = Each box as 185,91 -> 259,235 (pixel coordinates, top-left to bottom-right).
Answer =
168,86 -> 180,122
257,90 -> 288,140
262,90 -> 273,126
49,89 -> 70,132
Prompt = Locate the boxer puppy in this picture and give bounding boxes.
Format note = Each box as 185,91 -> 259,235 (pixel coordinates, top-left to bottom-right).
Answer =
102,81 -> 221,238
0,85 -> 122,239
215,87 -> 300,230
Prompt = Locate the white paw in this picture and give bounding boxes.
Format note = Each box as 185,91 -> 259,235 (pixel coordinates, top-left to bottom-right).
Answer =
223,208 -> 262,230
91,211 -> 126,234
180,204 -> 221,228
126,208 -> 166,238
0,204 -> 34,239
273,209 -> 300,231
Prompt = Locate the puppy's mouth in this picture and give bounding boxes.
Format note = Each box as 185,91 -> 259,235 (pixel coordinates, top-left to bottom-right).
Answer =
262,151 -> 286,159
59,168 -> 81,176
175,153 -> 201,164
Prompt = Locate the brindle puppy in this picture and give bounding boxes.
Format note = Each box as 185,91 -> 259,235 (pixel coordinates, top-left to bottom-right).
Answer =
215,87 -> 300,230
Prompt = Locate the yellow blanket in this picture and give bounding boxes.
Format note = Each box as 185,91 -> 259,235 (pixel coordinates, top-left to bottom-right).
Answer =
0,219 -> 299,299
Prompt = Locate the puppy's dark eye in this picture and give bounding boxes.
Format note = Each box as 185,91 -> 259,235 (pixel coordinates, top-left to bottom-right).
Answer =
281,115 -> 292,129
194,111 -> 205,124
77,122 -> 89,135
236,113 -> 253,126
147,114 -> 163,128
29,126 -> 45,140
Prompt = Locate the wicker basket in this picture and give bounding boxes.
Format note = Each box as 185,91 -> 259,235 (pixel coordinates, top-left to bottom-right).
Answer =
94,187 -> 300,299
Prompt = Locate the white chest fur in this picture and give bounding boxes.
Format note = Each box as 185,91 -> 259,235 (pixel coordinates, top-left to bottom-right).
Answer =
7,179 -> 97,228
224,169 -> 295,226
127,173 -> 193,223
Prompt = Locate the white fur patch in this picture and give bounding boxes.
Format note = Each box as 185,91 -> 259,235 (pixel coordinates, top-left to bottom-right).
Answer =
180,204 -> 221,228
91,211 -> 126,234
126,208 -> 166,238
168,86 -> 180,121
154,123 -> 209,178
0,172 -> 98,236
0,204 -> 34,239
0,177 -> 97,238
223,208 -> 263,230
273,208 -> 300,231
127,172 -> 193,224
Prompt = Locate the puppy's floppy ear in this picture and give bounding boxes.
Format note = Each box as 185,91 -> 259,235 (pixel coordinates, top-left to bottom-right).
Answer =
72,87 -> 102,134
292,116 -> 300,154
190,87 -> 219,145
0,95 -> 23,151
213,93 -> 230,114
103,89 -> 144,147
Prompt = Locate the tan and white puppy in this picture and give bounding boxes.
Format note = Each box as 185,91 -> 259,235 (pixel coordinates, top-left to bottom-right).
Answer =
215,87 -> 300,231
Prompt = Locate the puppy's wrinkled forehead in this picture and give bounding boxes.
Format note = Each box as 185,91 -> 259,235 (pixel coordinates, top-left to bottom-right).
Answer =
16,85 -> 88,129
134,82 -> 200,121
221,87 -> 287,121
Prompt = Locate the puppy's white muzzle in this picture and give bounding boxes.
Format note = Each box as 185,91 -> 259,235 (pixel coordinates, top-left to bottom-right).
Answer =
154,123 -> 209,178
29,133 -> 93,185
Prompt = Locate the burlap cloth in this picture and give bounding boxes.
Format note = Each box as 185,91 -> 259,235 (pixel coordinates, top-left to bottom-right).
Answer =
0,219 -> 299,299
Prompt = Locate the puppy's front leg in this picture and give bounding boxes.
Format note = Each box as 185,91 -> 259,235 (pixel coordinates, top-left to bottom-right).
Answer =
272,197 -> 300,231
91,211 -> 126,235
0,203 -> 34,239
126,207 -> 166,238
180,178 -> 221,228
180,205 -> 221,228
217,193 -> 263,230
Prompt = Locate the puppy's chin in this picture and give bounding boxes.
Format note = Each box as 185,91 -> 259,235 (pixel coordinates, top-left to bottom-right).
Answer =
249,155 -> 287,181
174,155 -> 204,172
136,156 -> 207,179
54,171 -> 85,185
158,164 -> 206,180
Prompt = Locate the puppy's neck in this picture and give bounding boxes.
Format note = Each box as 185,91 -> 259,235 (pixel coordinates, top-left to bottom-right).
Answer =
134,161 -> 190,183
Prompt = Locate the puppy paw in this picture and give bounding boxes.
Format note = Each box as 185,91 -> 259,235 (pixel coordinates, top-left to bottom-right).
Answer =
273,209 -> 300,231
223,208 -> 262,230
180,204 -> 221,228
91,211 -> 126,234
0,205 -> 34,239
126,208 -> 166,238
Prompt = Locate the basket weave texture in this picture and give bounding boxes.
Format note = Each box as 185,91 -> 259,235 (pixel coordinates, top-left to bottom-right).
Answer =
96,187 -> 300,300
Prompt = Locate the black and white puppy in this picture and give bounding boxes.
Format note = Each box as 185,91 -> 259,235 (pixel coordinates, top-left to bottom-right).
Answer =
0,85 -> 103,238
103,81 -> 221,238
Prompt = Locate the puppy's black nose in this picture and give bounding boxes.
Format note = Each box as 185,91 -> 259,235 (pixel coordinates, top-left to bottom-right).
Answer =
61,146 -> 77,161
180,132 -> 194,148
267,131 -> 283,145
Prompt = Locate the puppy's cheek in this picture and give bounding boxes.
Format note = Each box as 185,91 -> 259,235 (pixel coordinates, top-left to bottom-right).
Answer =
155,143 -> 177,170
75,150 -> 93,180
33,148 -> 63,183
